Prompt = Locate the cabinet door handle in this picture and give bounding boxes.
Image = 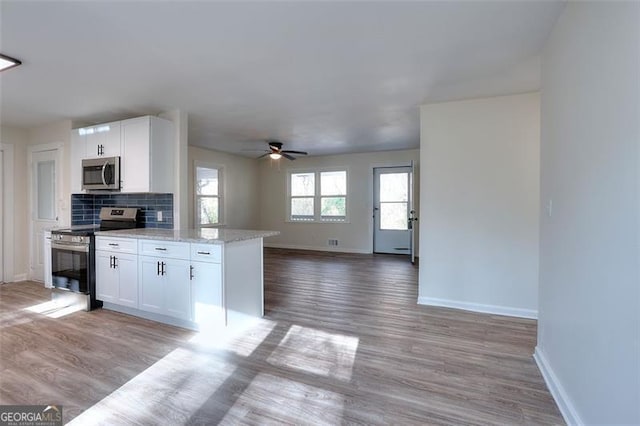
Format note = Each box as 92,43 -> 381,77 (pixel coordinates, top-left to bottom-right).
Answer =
114,256 -> 118,269
197,251 -> 210,255
157,261 -> 160,276
162,262 -> 166,276
108,243 -> 119,246
190,265 -> 194,280
110,255 -> 114,268
155,247 -> 167,251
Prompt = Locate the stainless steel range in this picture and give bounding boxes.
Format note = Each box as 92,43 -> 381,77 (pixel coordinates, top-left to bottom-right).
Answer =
50,207 -> 139,311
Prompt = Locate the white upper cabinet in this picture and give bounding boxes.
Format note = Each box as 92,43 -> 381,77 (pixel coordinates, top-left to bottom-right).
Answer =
121,116 -> 174,193
85,121 -> 121,158
70,116 -> 174,194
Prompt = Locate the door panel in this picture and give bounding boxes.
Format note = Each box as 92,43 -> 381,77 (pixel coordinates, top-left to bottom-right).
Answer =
164,258 -> 191,320
374,167 -> 412,255
139,256 -> 165,313
31,149 -> 59,281
96,252 -> 118,303
0,149 -> 3,282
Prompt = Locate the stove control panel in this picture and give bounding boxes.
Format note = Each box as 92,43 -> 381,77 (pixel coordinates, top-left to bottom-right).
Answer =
52,233 -> 89,244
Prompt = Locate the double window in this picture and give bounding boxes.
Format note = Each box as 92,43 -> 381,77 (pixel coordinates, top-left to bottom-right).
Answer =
289,170 -> 347,222
195,163 -> 223,227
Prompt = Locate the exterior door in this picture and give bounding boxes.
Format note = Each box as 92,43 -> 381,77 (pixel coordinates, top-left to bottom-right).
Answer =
30,148 -> 60,281
373,166 -> 412,255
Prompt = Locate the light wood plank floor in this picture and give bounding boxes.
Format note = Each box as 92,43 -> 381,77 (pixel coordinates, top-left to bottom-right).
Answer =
0,249 -> 563,425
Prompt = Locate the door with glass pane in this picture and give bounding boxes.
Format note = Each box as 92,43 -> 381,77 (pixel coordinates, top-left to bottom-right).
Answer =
31,149 -> 59,281
373,167 -> 412,255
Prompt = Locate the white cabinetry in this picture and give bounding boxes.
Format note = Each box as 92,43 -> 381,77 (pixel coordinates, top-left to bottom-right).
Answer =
121,116 -> 174,193
94,234 -> 255,331
70,116 -> 174,194
138,239 -> 191,321
95,237 -> 138,308
190,243 -> 223,327
85,121 -> 121,158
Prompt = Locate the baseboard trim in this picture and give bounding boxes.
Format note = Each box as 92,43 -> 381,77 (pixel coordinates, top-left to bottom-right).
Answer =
102,303 -> 197,331
13,273 -> 28,282
417,296 -> 537,319
264,243 -> 370,254
533,346 -> 582,425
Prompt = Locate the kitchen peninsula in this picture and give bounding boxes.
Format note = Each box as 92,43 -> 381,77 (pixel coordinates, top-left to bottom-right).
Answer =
94,228 -> 279,330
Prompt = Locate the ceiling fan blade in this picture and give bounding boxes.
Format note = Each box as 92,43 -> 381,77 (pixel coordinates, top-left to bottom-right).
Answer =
282,150 -> 308,155
282,153 -> 297,161
257,153 -> 271,159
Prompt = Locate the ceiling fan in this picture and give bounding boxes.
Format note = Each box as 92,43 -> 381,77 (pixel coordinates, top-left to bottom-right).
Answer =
258,141 -> 308,160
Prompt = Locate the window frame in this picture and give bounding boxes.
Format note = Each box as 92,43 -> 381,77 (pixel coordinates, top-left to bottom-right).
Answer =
194,161 -> 224,228
286,168 -> 349,223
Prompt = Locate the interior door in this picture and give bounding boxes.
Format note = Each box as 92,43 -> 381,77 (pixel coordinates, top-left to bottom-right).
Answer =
31,149 -> 59,281
373,166 -> 412,255
0,149 -> 3,282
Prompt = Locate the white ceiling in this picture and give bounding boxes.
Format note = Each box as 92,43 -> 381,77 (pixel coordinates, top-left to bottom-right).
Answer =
0,1 -> 564,157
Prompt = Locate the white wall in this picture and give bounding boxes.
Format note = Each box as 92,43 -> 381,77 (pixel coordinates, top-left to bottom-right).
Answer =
258,149 -> 419,254
535,3 -> 640,425
0,126 -> 28,281
159,110 -> 189,229
418,93 -> 540,318
0,121 -> 72,281
188,146 -> 260,229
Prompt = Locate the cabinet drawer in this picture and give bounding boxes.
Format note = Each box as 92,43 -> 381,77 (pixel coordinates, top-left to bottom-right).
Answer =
139,239 -> 190,259
96,237 -> 137,254
190,243 -> 222,263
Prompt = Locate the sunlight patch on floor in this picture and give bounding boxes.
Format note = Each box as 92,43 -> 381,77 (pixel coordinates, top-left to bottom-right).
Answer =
267,325 -> 359,381
221,373 -> 345,425
23,300 -> 84,319
189,317 -> 277,357
67,346 -> 236,425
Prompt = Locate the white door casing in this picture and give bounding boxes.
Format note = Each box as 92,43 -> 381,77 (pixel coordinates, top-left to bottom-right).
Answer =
0,143 -> 14,282
29,145 -> 63,281
409,160 -> 417,264
0,149 -> 3,282
373,166 -> 412,255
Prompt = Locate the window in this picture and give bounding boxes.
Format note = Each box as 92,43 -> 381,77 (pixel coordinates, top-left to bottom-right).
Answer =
195,164 -> 223,227
289,170 -> 347,222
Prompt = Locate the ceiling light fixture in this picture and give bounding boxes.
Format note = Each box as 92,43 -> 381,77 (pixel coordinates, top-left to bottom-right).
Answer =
0,53 -> 21,72
269,153 -> 282,160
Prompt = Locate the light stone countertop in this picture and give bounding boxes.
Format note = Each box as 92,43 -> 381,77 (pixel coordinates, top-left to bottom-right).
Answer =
95,228 -> 280,244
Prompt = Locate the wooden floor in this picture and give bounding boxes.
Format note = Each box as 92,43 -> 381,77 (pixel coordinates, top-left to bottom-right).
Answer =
0,249 -> 563,425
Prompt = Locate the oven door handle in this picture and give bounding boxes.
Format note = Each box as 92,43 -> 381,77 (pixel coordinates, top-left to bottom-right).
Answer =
51,241 -> 89,253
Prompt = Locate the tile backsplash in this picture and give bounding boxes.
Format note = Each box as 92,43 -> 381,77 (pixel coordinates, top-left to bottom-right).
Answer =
71,193 -> 173,228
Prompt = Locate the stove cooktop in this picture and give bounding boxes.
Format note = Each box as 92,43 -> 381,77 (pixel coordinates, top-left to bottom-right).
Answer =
51,225 -> 101,236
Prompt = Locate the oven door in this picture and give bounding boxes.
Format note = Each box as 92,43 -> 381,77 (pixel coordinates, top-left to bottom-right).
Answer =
51,241 -> 89,293
82,157 -> 120,190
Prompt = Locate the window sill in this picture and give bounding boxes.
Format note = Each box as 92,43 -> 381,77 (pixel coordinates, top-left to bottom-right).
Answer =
285,220 -> 351,224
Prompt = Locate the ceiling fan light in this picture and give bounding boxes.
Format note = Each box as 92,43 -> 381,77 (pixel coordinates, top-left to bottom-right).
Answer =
269,153 -> 282,160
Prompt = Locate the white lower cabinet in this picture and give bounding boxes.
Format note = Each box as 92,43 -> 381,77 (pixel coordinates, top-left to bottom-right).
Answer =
96,250 -> 138,308
191,261 -> 223,327
96,235 -> 227,329
139,255 -> 191,321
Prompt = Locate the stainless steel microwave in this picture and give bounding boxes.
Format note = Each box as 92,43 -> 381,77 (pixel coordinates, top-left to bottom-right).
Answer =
82,157 -> 120,190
